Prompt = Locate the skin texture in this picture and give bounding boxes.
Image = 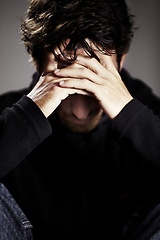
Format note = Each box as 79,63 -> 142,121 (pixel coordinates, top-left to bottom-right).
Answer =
28,42 -> 133,132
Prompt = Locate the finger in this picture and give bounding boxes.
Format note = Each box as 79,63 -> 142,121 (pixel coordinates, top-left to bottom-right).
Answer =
54,64 -> 103,85
54,85 -> 92,98
41,73 -> 92,97
88,41 -> 120,76
59,78 -> 97,95
75,54 -> 114,80
66,88 -> 91,97
41,72 -> 58,82
76,55 -> 106,75
95,51 -> 118,74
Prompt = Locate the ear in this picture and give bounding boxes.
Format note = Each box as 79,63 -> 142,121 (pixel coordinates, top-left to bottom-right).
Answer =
119,54 -> 126,71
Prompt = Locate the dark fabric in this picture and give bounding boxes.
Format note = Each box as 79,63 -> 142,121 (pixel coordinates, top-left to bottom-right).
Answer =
0,95 -> 52,178
0,183 -> 33,240
124,203 -> 160,240
0,69 -> 160,239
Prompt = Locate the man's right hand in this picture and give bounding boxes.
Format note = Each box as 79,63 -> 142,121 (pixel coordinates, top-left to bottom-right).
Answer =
27,52 -> 88,118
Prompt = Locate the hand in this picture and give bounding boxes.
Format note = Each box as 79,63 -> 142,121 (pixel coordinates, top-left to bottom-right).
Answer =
27,53 -> 88,118
54,51 -> 133,119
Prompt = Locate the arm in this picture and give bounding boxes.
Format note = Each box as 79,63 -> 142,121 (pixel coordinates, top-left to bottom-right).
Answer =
0,49 -> 90,178
0,52 -> 88,178
112,97 -> 160,170
52,47 -> 160,171
0,96 -> 52,178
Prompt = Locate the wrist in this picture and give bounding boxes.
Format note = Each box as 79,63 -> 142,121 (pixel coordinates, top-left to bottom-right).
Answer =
108,96 -> 134,120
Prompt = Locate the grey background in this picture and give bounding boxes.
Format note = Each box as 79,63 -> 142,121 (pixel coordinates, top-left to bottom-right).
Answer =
0,0 -> 160,95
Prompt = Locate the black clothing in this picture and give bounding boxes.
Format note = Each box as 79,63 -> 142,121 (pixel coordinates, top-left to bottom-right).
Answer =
0,69 -> 160,239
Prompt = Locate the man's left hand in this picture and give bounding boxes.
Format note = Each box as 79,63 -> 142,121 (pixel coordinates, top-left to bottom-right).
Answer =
54,50 -> 133,119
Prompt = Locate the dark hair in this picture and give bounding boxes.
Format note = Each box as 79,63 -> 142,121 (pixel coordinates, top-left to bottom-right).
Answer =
21,0 -> 135,71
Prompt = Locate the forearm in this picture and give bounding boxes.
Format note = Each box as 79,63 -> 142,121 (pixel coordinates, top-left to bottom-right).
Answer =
0,95 -> 52,178
112,98 -> 160,170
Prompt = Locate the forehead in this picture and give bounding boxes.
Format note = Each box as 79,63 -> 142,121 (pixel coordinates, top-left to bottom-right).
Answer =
54,39 -> 117,60
54,46 -> 118,70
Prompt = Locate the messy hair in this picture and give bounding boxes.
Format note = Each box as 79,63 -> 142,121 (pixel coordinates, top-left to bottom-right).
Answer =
21,0 -> 135,71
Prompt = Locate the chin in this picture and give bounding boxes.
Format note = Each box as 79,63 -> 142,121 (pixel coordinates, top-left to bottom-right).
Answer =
65,123 -> 97,133
60,114 -> 103,133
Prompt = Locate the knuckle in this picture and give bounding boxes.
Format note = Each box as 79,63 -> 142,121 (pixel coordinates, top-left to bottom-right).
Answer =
89,57 -> 96,64
72,62 -> 78,67
45,75 -> 55,82
76,67 -> 86,77
80,67 -> 86,73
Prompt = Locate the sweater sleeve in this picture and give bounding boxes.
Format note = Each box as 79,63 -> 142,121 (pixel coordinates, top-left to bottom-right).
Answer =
112,98 -> 160,171
0,95 -> 52,178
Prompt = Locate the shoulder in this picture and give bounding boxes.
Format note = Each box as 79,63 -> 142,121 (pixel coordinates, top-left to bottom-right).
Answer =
0,72 -> 39,114
120,69 -> 152,100
0,88 -> 28,114
120,68 -> 160,114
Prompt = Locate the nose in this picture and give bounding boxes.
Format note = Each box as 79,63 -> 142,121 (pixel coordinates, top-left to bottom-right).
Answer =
72,95 -> 90,120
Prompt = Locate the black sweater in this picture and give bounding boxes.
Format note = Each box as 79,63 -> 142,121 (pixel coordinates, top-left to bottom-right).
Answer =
0,69 -> 160,239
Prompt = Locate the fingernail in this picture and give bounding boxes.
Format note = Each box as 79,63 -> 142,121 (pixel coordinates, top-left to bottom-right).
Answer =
59,80 -> 65,86
54,69 -> 60,74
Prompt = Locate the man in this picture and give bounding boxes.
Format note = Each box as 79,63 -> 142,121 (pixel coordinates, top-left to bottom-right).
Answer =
1,0 -> 160,239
